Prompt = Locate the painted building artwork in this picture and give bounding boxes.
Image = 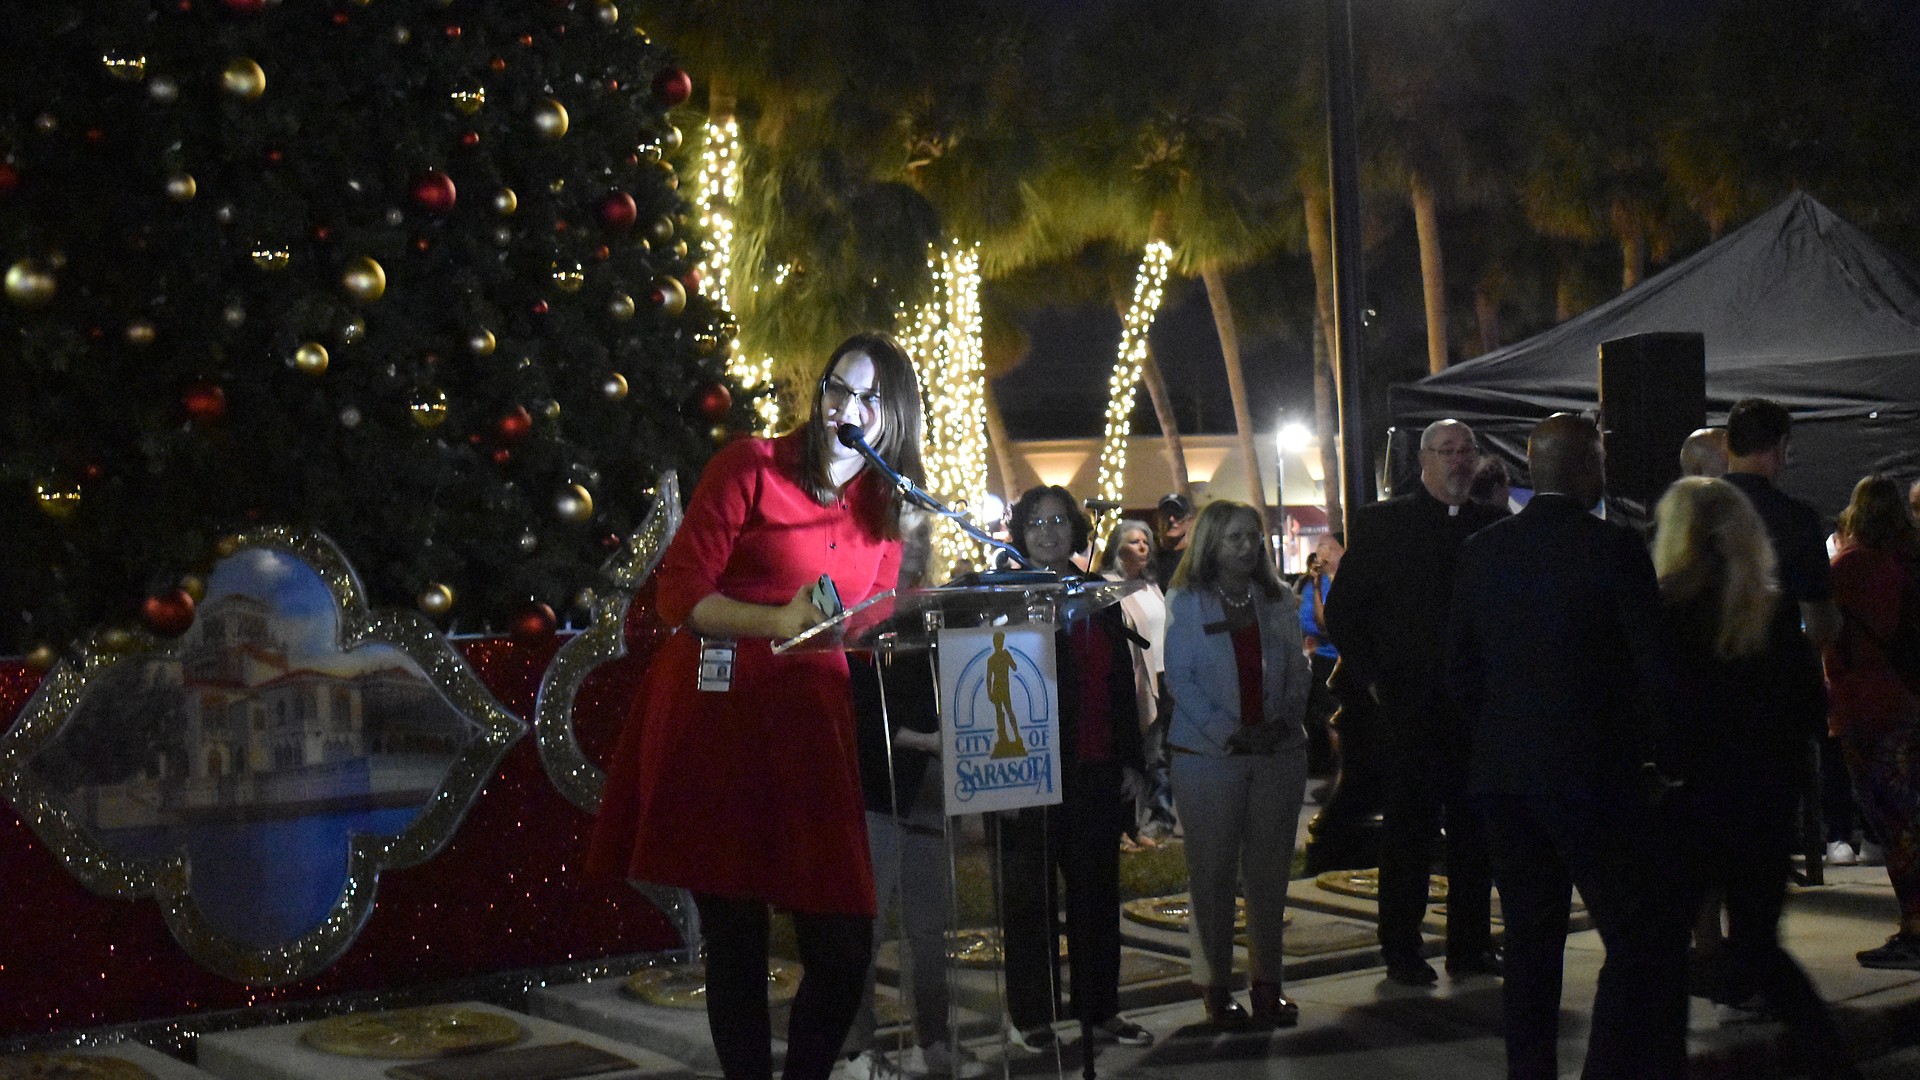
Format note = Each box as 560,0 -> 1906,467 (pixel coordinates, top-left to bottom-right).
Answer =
26,548 -> 486,948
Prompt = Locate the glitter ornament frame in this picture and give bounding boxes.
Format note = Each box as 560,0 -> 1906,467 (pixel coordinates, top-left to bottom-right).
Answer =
531,473 -> 698,950
0,528 -> 526,986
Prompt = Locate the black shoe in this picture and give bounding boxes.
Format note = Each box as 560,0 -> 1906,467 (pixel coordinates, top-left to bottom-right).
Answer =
1091,1016 -> 1154,1046
1384,951 -> 1438,986
1446,949 -> 1503,979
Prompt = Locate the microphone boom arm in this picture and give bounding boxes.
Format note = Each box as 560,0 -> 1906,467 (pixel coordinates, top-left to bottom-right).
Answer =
838,424 -> 1036,571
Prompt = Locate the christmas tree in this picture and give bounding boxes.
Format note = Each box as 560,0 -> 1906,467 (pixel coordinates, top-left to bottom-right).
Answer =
0,0 -> 735,658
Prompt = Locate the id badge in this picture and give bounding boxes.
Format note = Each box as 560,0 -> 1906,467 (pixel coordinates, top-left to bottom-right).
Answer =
697,638 -> 737,692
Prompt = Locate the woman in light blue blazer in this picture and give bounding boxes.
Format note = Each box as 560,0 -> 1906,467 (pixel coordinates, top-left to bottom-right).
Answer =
1164,500 -> 1311,1029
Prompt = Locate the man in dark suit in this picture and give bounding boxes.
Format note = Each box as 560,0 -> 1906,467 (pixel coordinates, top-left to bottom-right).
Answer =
1323,419 -> 1506,986
1448,413 -> 1687,1080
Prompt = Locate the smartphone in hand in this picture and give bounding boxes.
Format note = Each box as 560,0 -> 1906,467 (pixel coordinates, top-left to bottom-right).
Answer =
810,573 -> 844,619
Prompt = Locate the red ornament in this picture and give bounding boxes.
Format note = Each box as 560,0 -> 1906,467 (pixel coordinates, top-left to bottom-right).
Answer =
222,0 -> 266,12
312,224 -> 331,241
0,163 -> 19,195
141,589 -> 197,637
331,11 -> 347,24
266,149 -> 283,164
468,433 -> 484,446
517,33 -> 534,46
496,405 -> 533,444
601,533 -> 623,550
592,245 -> 610,261
489,57 -> 507,73
181,380 -> 227,423
445,24 -> 462,39
598,191 -> 637,229
652,68 -> 693,107
530,300 -> 549,315
509,601 -> 557,646
460,131 -> 480,148
695,380 -> 732,422
410,170 -> 457,213
682,269 -> 702,295
492,447 -> 512,466
414,237 -> 431,252
81,462 -> 107,485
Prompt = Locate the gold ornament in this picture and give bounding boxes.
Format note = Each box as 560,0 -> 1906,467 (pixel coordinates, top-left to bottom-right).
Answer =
602,373 -> 629,400
608,293 -> 635,320
101,53 -> 147,82
341,256 -> 386,302
97,627 -> 136,653
409,387 -> 449,429
468,329 -> 496,356
293,341 -> 330,376
596,3 -> 619,25
550,264 -> 585,293
492,188 -> 518,215
450,84 -> 486,116
124,320 -> 157,347
251,247 -> 291,271
165,173 -> 197,202
554,484 -> 594,524
221,58 -> 267,100
213,534 -> 243,558
25,644 -> 58,672
6,259 -> 57,307
180,574 -> 208,602
541,399 -> 561,420
417,583 -> 455,616
33,478 -> 81,519
532,98 -> 570,139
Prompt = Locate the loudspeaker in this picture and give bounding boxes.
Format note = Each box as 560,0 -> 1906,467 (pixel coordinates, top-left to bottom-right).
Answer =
1598,332 -> 1705,522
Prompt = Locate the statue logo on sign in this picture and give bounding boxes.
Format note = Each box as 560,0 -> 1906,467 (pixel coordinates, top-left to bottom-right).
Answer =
938,625 -> 1060,815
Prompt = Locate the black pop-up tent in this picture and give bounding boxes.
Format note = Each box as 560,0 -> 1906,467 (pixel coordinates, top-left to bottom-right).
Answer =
1390,192 -> 1920,518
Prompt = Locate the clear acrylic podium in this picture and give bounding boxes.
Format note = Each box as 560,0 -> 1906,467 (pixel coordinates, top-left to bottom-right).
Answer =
778,576 -> 1140,1079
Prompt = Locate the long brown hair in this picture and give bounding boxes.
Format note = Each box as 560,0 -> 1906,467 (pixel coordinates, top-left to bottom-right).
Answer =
796,332 -> 925,539
1837,473 -> 1916,551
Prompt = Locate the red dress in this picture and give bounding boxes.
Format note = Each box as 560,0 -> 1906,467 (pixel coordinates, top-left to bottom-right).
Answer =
587,433 -> 901,916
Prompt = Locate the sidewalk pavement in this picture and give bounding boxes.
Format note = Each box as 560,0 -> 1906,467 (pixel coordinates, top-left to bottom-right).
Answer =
934,862 -> 1918,1080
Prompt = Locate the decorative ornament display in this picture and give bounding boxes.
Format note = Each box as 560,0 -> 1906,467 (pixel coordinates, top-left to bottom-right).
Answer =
416,582 -> 455,616
492,187 -> 518,215
410,170 -> 457,213
495,405 -> 532,444
607,293 -> 635,320
532,98 -> 570,139
550,263 -> 585,293
221,58 -> 267,99
695,380 -> 732,422
33,478 -> 81,520
468,329 -> 496,356
509,601 -> 557,645
341,255 -> 386,302
553,483 -> 594,524
293,342 -> 330,376
5,259 -> 57,307
303,1005 -> 525,1060
449,84 -> 486,116
601,373 -> 628,400
180,380 -> 228,423
408,387 -> 449,429
651,67 -> 692,107
598,191 -> 636,229
165,173 -> 197,202
649,275 -> 686,315
647,215 -> 674,244
140,589 -> 198,637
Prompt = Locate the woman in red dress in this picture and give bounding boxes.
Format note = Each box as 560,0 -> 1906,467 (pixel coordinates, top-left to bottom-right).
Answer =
589,333 -> 925,1080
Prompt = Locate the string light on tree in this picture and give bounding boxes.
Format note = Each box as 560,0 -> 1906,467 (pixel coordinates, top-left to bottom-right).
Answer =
693,114 -> 778,431
1093,241 -> 1174,532
901,240 -> 989,576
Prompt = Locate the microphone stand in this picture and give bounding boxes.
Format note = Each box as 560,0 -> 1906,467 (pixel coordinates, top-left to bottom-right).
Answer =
838,424 -> 1040,574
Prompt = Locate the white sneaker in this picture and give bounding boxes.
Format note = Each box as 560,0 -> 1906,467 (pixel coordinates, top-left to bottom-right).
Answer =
1859,840 -> 1887,866
841,1050 -> 909,1080
1826,841 -> 1859,866
899,1041 -> 988,1079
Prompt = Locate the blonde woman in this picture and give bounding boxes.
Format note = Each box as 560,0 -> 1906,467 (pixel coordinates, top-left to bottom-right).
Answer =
1654,478 -> 1856,1078
1101,518 -> 1175,848
1163,501 -> 1310,1028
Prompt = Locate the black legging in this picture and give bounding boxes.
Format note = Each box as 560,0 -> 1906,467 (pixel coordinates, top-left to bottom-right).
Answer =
695,894 -> 873,1080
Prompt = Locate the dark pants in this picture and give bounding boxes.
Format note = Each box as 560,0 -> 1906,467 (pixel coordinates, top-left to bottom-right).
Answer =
993,758 -> 1125,1028
1686,784 -> 1855,1076
1477,791 -> 1689,1080
1377,708 -> 1492,961
695,894 -> 872,1080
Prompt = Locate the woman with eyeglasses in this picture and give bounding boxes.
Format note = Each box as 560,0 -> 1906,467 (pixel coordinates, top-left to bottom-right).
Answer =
590,333 -> 925,1080
1163,500 -> 1310,1029
993,486 -> 1155,1050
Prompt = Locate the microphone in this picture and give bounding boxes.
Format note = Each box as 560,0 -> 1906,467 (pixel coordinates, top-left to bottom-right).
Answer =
836,423 -> 1037,572
1083,498 -> 1123,513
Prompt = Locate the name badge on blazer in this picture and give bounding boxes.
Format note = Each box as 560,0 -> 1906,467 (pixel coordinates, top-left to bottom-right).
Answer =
697,638 -> 737,692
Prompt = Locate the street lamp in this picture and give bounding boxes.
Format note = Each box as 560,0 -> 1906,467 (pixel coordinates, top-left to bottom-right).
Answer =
1276,422 -> 1314,571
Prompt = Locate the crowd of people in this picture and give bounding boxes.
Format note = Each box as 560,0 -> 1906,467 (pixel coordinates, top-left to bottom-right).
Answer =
584,328 -> 1915,1080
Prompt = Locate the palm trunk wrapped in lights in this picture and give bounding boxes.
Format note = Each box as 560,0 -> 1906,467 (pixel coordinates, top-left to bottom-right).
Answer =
900,241 -> 990,578
696,116 -> 779,430
1092,241 -> 1174,535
